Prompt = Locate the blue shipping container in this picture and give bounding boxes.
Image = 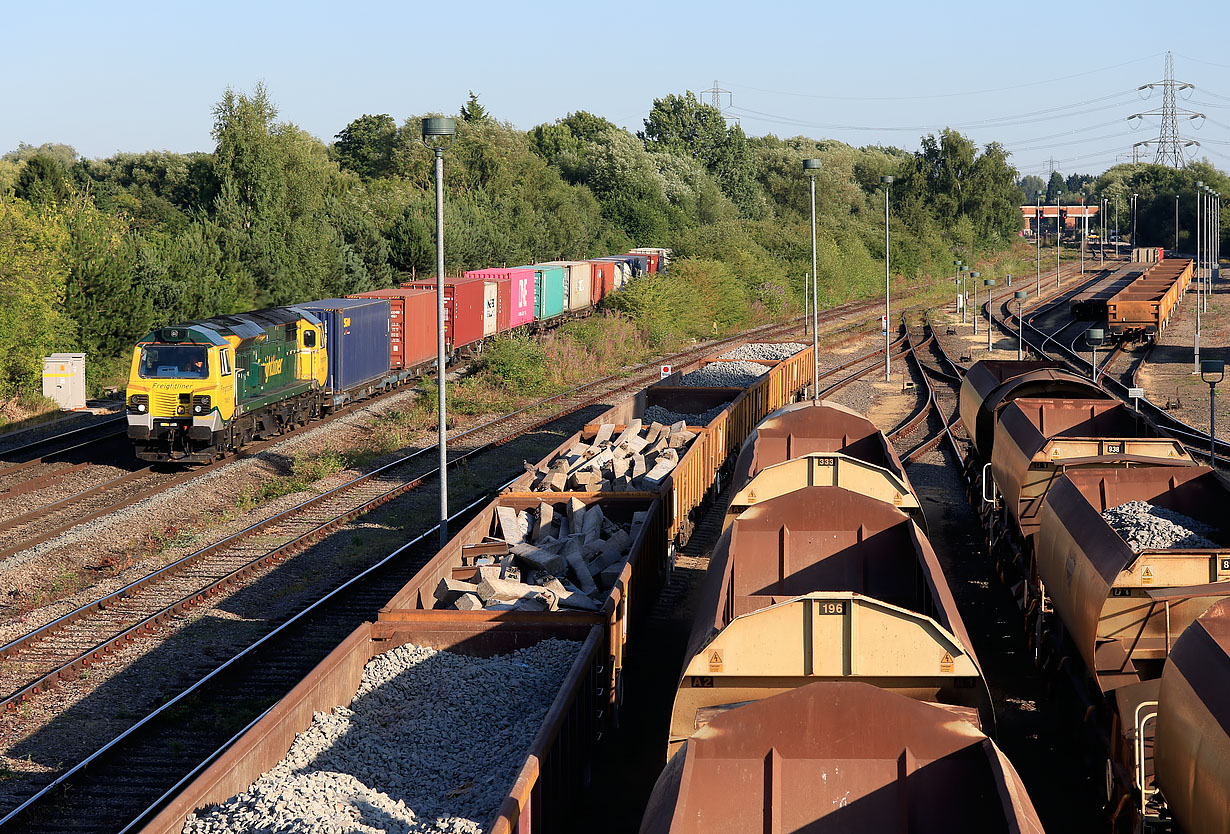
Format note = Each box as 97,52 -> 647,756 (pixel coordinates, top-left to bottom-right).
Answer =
293,298 -> 391,394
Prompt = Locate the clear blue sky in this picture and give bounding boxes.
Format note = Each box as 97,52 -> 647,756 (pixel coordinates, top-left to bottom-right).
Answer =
5,0 -> 1230,178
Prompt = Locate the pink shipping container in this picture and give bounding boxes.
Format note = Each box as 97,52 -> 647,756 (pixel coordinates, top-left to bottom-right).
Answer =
346,287 -> 436,370
402,277 -> 486,351
465,267 -> 535,331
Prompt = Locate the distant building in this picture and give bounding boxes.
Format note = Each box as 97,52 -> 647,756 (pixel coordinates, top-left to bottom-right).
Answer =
1021,204 -> 1099,236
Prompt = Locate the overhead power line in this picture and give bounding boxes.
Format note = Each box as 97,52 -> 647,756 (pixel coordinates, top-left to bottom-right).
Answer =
1126,51 -> 1204,166
723,53 -> 1163,102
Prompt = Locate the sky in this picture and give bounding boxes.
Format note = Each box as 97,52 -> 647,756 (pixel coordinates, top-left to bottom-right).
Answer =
5,0 -> 1230,178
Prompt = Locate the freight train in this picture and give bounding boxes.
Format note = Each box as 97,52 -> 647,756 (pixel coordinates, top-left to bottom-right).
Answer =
644,400 -> 1044,831
125,249 -> 669,462
133,338 -> 822,834
962,359 -> 1230,834
1068,257 -> 1194,343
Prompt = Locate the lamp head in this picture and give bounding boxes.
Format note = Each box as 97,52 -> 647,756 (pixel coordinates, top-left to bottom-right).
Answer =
1015,291 -> 1028,300
803,158 -> 822,176
984,279 -> 995,287
961,265 -> 969,273
1085,328 -> 1105,347
421,116 -> 457,150
1201,359 -> 1225,385
970,270 -> 980,278
880,175 -> 894,185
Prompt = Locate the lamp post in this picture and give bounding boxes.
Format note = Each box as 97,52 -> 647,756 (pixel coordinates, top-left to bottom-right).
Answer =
984,278 -> 996,351
804,159 -> 821,399
1081,195 -> 1086,275
423,115 -> 456,546
881,175 -> 894,382
961,266 -> 971,324
1015,290 -> 1028,359
1132,192 -> 1139,249
1036,192 -> 1043,295
1175,194 -> 1180,252
1086,328 -> 1105,384
970,271 -> 981,331
1201,360 -> 1224,467
1197,181 -> 1204,320
1107,195 -> 1116,268
1056,193 -> 1062,289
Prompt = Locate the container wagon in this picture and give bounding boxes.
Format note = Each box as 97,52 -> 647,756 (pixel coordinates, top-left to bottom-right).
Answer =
643,682 -> 1045,834
401,276 -> 488,353
346,286 -> 438,372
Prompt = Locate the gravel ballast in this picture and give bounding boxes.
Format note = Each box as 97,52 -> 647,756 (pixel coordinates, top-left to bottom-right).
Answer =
184,639 -> 579,834
1101,500 -> 1218,550
676,360 -> 769,388
718,342 -> 806,361
643,403 -> 730,426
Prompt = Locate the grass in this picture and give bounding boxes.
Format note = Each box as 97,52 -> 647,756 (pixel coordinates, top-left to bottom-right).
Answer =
236,448 -> 350,511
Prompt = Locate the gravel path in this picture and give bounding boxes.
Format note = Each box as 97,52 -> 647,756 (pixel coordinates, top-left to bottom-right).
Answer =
184,639 -> 579,834
1102,500 -> 1217,550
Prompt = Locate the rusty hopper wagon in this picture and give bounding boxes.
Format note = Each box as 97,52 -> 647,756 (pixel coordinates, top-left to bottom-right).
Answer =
1154,600 -> 1230,834
668,485 -> 983,758
1034,467 -> 1230,693
643,682 -> 1046,834
729,399 -> 917,498
724,399 -> 923,531
990,397 -> 1194,542
959,360 -> 1110,466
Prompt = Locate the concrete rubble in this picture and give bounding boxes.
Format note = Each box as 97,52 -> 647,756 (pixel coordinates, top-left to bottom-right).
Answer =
675,360 -> 769,388
525,419 -> 695,493
1102,500 -> 1218,551
718,342 -> 807,361
432,500 -> 650,612
183,639 -> 578,834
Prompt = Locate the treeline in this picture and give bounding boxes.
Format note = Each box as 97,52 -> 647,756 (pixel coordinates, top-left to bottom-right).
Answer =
0,86 -> 1027,402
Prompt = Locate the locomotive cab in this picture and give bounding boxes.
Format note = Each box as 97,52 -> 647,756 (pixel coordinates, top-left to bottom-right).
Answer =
126,312 -> 326,463
126,326 -> 234,463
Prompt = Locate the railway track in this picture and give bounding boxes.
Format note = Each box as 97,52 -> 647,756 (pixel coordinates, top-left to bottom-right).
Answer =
991,273 -> 1230,462
0,301 -> 903,833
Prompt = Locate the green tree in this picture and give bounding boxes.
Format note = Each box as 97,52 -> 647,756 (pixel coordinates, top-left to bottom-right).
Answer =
334,114 -> 399,179
14,154 -> 71,204
460,91 -> 489,124
0,198 -> 77,398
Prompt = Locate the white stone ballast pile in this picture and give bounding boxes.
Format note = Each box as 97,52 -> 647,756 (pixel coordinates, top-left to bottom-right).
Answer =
675,360 -> 769,388
1101,500 -> 1218,550
718,342 -> 806,361
183,639 -> 579,834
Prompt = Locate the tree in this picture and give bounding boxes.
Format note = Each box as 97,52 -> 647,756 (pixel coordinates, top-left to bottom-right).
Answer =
642,92 -> 760,216
1020,175 -> 1046,202
334,114 -> 398,179
14,154 -> 71,204
1045,171 -> 1065,202
0,199 -> 77,398
460,91 -> 489,124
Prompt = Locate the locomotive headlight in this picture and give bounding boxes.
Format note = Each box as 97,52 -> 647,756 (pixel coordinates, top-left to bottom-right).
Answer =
128,394 -> 149,414
139,403 -> 147,412
191,395 -> 211,415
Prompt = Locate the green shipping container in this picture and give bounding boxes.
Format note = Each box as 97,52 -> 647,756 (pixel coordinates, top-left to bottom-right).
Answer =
524,265 -> 566,320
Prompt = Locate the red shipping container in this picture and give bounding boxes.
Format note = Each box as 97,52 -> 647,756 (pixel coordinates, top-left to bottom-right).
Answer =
645,252 -> 660,273
346,287 -> 436,370
402,277 -> 486,350
588,260 -> 615,303
465,267 -> 535,331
